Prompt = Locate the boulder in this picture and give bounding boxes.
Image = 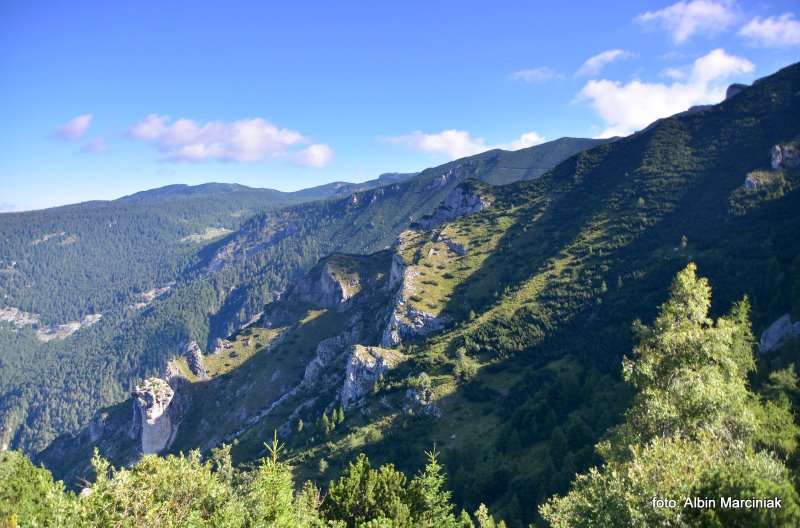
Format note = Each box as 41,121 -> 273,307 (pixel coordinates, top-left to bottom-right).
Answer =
184,341 -> 209,378
759,314 -> 800,354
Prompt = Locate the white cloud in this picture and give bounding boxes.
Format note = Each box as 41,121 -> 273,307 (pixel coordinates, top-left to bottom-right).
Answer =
739,13 -> 800,47
81,137 -> 108,154
579,48 -> 753,137
55,114 -> 92,140
510,67 -> 562,83
636,1 -> 736,43
506,132 -> 547,151
293,144 -> 334,168
0,202 -> 17,213
128,114 -> 332,166
384,129 -> 545,159
576,50 -> 633,76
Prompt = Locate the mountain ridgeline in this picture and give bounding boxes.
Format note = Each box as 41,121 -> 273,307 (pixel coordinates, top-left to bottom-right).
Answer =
28,62 -> 800,526
0,136 -> 609,455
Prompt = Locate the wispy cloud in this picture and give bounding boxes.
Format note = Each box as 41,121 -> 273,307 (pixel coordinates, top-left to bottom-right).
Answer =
0,202 -> 17,213
383,129 -> 545,159
81,137 -> 108,154
576,49 -> 634,77
579,48 -> 753,137
55,114 -> 92,141
128,114 -> 333,167
661,66 -> 689,80
636,1 -> 736,43
739,13 -> 800,47
510,67 -> 562,83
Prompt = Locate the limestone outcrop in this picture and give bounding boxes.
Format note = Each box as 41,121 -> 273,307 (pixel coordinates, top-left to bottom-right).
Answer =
403,387 -> 441,417
340,345 -> 403,408
302,328 -> 360,387
381,303 -> 447,347
316,262 -> 354,306
771,143 -> 800,170
414,182 -> 492,231
726,83 -> 747,99
759,314 -> 800,354
132,378 -> 177,454
184,341 -> 209,379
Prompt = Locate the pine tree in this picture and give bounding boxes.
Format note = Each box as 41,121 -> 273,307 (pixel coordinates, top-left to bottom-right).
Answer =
321,412 -> 331,435
323,454 -> 411,526
409,447 -> 457,527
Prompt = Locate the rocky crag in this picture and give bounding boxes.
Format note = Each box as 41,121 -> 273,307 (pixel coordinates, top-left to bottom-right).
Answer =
35,183 -> 495,482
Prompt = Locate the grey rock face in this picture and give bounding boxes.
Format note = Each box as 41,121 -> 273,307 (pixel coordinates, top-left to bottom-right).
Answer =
414,183 -> 492,230
381,302 -> 447,347
403,387 -> 441,417
725,83 -> 747,100
184,341 -> 209,379
759,314 -> 800,354
295,262 -> 355,309
438,235 -> 467,256
132,378 -> 176,454
772,144 -> 800,170
302,328 -> 359,387
340,345 -> 403,409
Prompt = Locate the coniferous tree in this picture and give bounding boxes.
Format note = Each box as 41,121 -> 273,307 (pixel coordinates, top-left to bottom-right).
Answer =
541,264 -> 800,527
409,448 -> 457,527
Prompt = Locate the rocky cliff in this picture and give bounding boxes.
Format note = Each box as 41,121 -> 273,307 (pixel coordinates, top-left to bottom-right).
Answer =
759,314 -> 800,354
413,181 -> 493,231
340,345 -> 404,409
771,143 -> 800,170
132,378 -> 178,454
183,341 -> 209,379
32,182 -> 494,482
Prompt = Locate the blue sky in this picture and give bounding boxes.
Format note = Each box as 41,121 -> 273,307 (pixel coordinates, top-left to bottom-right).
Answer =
1,1 -> 798,211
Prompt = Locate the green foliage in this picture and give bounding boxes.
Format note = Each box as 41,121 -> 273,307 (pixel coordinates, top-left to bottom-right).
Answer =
323,453 -> 412,527
0,450 -> 78,526
541,265 -> 800,527
408,448 -> 457,527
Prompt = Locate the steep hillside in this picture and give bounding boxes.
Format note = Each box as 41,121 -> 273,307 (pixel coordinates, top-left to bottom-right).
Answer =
37,62 -> 800,526
0,138 -> 604,455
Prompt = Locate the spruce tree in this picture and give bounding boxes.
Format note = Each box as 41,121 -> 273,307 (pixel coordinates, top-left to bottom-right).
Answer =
409,448 -> 457,527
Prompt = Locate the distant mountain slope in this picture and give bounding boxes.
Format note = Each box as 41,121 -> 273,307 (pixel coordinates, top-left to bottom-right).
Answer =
116,182 -> 287,204
463,136 -> 618,186
0,136 -> 606,454
288,172 -> 420,201
37,61 -> 800,526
